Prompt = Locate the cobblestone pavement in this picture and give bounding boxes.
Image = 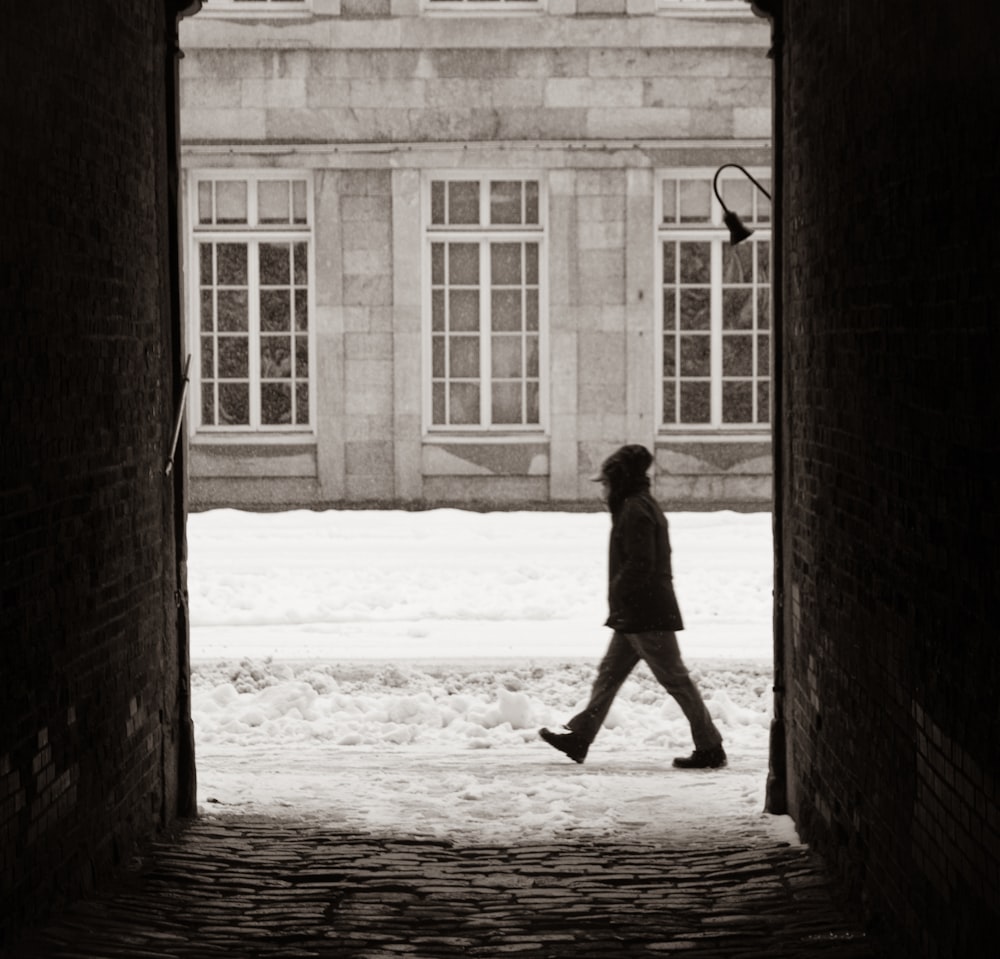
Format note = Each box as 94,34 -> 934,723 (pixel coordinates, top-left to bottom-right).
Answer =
8,815 -> 882,959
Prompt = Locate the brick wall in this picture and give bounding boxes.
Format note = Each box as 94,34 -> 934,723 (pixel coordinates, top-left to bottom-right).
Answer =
0,2 -> 188,944
779,1 -> 1000,954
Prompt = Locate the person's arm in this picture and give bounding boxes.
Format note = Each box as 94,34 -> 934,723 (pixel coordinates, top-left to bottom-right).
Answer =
608,500 -> 657,623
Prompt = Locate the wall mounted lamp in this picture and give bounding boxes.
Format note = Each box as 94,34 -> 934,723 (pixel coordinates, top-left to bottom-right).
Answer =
712,163 -> 772,245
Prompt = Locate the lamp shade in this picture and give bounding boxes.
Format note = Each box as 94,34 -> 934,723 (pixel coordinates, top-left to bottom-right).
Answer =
723,209 -> 754,245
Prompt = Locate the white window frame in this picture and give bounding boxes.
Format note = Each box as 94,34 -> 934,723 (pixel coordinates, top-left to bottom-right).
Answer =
423,0 -> 543,14
655,167 -> 772,434
196,0 -> 311,18
422,172 -> 549,436
657,0 -> 754,16
187,170 -> 316,440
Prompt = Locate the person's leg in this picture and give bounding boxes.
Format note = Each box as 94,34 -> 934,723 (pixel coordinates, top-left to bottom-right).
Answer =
628,630 -> 724,753
564,630 -> 640,743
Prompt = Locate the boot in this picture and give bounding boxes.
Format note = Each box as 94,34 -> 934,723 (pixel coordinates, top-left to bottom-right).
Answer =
539,727 -> 589,764
672,746 -> 727,769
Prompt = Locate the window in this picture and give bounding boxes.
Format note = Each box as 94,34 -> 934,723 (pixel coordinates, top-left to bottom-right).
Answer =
190,172 -> 313,433
425,176 -> 545,432
198,0 -> 309,17
657,170 -> 771,430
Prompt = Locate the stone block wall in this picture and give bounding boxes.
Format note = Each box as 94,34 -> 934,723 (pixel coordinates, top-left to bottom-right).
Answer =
180,7 -> 774,510
778,1 -> 1000,954
0,2 -> 187,945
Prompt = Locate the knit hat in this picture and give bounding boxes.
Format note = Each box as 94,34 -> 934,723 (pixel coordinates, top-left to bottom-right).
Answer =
591,444 -> 654,483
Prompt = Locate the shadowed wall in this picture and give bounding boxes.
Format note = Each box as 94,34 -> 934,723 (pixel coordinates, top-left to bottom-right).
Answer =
777,1 -> 1000,954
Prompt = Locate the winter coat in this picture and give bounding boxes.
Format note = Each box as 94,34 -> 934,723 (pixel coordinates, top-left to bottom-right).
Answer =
604,484 -> 684,633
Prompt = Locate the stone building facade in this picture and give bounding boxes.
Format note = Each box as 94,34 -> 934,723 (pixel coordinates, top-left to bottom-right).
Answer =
178,0 -> 773,510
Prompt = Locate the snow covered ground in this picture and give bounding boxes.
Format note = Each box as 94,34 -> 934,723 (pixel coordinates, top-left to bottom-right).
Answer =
188,508 -> 795,845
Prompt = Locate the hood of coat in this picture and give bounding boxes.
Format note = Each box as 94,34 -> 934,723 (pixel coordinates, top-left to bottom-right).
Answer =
596,444 -> 653,514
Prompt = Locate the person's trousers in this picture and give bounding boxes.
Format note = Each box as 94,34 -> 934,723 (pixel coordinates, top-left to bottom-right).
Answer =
566,629 -> 723,751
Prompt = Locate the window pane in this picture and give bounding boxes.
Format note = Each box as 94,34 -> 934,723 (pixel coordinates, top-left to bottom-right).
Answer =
261,289 -> 291,331
679,242 -> 710,283
432,290 -> 445,332
292,181 -> 307,224
679,179 -> 710,222
662,382 -> 677,423
492,382 -> 522,425
198,182 -> 213,225
200,336 -> 214,378
448,181 -> 479,225
296,382 -> 309,424
293,242 -> 308,284
663,289 -> 677,331
680,334 -> 710,376
526,381 -> 539,423
260,243 -> 290,285
432,382 -> 446,424
200,290 -> 214,333
491,290 -> 521,332
661,179 -> 677,223
758,334 -> 770,375
525,181 -> 539,225
720,178 -> 752,223
756,187 -> 772,223
199,243 -> 213,285
679,381 -> 710,423
217,290 -> 248,332
758,289 -> 771,330
218,337 -> 249,378
758,382 -> 770,423
258,180 -> 289,224
216,180 -> 247,224
722,381 -> 753,423
491,336 -> 521,378
295,335 -> 309,377
490,181 -> 522,225
260,337 -> 292,378
449,290 -> 479,332
679,288 -> 710,330
432,335 -> 446,377
525,289 -> 539,332
723,334 -> 753,377
491,243 -> 521,284
525,243 -> 538,284
217,243 -> 247,284
448,243 -> 479,284
450,382 -> 480,425
723,288 -> 753,330
218,383 -> 249,425
757,242 -> 770,280
431,181 -> 446,225
450,336 -> 479,377
525,336 -> 539,377
294,289 -> 308,331
261,382 -> 292,425
722,243 -> 752,284
663,338 -> 677,377
431,243 -> 445,285
201,385 -> 215,427
662,241 -> 677,282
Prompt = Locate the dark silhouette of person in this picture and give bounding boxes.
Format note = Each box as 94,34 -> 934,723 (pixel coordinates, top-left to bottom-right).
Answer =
539,444 -> 727,769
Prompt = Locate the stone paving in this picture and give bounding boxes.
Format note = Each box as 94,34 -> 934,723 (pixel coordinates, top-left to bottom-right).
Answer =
5,814 -> 884,959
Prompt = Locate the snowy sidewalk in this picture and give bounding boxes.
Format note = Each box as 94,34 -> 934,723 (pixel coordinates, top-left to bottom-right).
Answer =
9,814 -> 880,958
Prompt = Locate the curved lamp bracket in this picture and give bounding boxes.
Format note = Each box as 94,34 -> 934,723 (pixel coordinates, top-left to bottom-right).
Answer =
712,163 -> 772,245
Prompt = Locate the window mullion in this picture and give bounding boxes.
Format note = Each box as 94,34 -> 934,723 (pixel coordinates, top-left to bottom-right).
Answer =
710,238 -> 723,426
481,241 -> 491,428
248,240 -> 261,429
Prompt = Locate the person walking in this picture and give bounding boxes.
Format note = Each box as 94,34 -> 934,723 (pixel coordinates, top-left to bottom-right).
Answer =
539,444 -> 727,769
